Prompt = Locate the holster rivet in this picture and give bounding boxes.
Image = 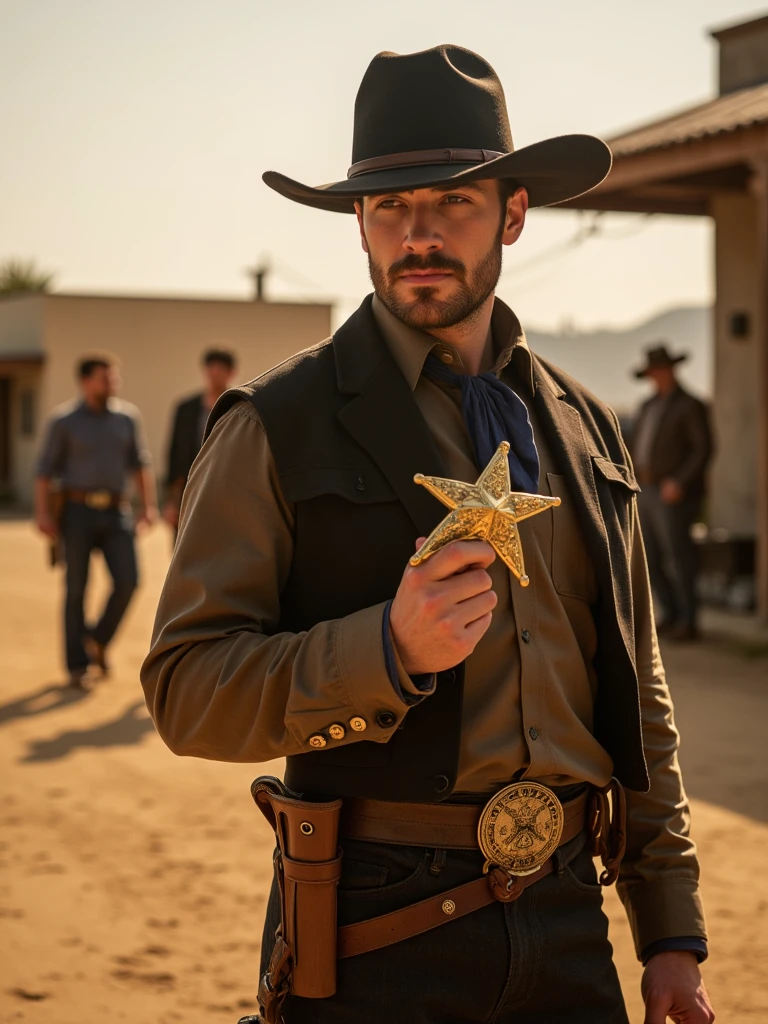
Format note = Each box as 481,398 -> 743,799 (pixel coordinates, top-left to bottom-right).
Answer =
300,821 -> 314,836
441,899 -> 456,915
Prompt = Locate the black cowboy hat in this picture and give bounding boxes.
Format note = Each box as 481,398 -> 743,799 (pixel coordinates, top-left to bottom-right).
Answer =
633,343 -> 689,379
263,45 -> 612,214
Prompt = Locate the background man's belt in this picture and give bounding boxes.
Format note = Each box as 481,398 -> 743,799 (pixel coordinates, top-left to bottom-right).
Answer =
65,489 -> 122,509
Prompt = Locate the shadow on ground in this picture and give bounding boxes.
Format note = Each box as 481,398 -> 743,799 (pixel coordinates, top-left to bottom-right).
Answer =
0,682 -> 92,726
662,641 -> 768,823
20,702 -> 155,763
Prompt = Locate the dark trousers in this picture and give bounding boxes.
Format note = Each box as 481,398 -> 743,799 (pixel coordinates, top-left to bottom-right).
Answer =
259,833 -> 628,1023
61,503 -> 138,672
638,484 -> 700,629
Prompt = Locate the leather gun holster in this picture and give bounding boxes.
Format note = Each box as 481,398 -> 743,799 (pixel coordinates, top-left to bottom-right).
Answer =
251,777 -> 342,1022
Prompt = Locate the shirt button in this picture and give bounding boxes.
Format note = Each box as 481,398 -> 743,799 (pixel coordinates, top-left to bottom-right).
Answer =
521,629 -> 531,644
349,717 -> 367,733
528,726 -> 538,741
376,711 -> 397,728
308,733 -> 327,749
443,669 -> 456,684
440,349 -> 454,364
328,723 -> 346,741
434,774 -> 450,794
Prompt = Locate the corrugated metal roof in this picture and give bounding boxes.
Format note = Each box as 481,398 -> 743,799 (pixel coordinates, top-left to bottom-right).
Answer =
609,81 -> 768,156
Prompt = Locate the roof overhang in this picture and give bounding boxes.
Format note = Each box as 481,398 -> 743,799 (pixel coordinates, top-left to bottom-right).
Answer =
556,85 -> 768,216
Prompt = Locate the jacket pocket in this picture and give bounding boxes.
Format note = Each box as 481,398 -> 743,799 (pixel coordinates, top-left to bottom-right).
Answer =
591,456 -> 640,493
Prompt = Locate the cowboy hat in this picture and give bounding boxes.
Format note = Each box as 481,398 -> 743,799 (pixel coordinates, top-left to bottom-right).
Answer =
263,45 -> 612,213
633,344 -> 689,379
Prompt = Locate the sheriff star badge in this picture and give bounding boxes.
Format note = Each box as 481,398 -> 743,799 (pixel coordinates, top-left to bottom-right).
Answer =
410,441 -> 561,586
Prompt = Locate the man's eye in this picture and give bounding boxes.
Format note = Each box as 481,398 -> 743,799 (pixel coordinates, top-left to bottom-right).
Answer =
442,194 -> 469,204
378,198 -> 403,209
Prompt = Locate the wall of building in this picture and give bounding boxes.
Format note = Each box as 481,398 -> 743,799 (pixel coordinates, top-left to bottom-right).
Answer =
0,294 -> 44,354
709,194 -> 760,537
20,294 -> 331,507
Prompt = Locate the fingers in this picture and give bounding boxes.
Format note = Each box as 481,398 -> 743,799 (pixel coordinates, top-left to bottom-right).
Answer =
420,540 -> 496,580
455,589 -> 498,627
439,567 -> 494,605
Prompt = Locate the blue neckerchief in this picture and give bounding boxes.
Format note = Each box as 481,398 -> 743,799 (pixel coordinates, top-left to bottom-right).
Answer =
422,352 -> 540,493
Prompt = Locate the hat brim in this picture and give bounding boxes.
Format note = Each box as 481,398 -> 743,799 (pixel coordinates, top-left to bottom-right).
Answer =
634,354 -> 688,379
263,134 -> 612,213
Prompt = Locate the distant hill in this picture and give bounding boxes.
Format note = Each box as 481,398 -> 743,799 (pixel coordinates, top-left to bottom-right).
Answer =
525,306 -> 711,416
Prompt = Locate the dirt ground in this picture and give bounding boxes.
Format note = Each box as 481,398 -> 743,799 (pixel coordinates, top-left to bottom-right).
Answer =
1,519 -> 767,1024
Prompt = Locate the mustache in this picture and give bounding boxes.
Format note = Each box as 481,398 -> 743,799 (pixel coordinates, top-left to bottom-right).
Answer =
388,253 -> 466,280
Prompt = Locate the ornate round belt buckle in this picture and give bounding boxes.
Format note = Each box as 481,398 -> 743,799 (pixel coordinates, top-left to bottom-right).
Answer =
478,782 -> 564,876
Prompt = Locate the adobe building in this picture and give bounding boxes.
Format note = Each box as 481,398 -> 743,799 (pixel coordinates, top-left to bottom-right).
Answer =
557,12 -> 768,621
0,292 -> 331,507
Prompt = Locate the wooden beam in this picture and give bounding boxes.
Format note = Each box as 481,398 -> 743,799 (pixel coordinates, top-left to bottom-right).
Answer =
554,194 -> 708,216
571,124 -> 768,201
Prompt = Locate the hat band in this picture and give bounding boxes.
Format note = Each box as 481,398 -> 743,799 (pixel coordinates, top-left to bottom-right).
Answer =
347,148 -> 506,179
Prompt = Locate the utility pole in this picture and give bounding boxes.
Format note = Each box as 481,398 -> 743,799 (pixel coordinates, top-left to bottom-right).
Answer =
246,262 -> 269,301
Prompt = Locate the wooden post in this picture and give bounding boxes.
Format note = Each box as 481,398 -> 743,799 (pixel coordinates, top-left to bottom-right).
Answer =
754,162 -> 768,623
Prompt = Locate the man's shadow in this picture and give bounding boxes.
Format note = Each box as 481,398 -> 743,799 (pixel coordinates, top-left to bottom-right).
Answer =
0,681 -> 92,727
20,702 -> 156,763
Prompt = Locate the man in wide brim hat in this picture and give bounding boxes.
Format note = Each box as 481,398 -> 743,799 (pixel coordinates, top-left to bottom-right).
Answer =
143,44 -> 713,1024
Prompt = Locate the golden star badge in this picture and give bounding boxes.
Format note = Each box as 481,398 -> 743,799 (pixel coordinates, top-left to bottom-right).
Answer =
409,441 -> 561,586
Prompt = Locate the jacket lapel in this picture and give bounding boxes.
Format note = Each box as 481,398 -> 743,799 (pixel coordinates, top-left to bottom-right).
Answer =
334,297 -> 448,536
530,357 -> 612,578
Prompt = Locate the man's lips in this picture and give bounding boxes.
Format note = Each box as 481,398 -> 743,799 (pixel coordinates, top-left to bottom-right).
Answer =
398,271 -> 453,286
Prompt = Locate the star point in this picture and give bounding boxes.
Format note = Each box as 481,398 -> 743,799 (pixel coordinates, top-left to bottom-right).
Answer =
409,443 -> 560,585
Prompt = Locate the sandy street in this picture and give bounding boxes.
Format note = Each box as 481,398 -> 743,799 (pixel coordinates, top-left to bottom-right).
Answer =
1,519 -> 767,1024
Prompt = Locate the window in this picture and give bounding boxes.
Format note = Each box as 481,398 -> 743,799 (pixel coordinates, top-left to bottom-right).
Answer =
20,390 -> 36,436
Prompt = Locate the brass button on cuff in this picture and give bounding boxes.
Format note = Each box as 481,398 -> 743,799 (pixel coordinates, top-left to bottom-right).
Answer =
349,717 -> 367,733
328,723 -> 346,741
308,733 -> 327,749
441,899 -> 456,915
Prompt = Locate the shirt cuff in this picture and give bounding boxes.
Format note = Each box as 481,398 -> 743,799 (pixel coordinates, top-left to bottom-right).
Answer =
618,877 -> 707,960
641,936 -> 708,965
382,600 -> 437,706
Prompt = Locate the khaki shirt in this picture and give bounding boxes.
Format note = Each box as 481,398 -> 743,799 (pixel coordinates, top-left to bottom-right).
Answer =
142,296 -> 705,954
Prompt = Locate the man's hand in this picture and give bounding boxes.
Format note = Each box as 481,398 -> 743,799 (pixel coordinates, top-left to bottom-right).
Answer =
389,539 -> 497,675
642,951 -> 714,1023
161,499 -> 180,529
136,505 -> 158,531
660,477 -> 684,505
35,514 -> 59,541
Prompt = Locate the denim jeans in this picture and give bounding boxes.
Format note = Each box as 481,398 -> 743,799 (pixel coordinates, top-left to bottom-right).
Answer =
258,832 -> 628,1024
61,502 -> 138,671
637,484 -> 701,629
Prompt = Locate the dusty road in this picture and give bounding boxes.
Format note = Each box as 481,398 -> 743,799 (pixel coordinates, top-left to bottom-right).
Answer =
1,520 -> 766,1023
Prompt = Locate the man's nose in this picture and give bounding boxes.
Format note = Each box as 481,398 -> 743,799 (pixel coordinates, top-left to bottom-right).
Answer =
403,211 -> 443,254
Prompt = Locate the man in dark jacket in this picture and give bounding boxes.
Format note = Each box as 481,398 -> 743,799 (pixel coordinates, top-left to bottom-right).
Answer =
630,345 -> 713,640
162,348 -> 237,530
142,46 -> 714,1024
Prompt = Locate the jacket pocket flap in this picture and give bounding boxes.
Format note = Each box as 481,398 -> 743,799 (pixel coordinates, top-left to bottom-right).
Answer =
279,464 -> 397,504
592,456 -> 640,492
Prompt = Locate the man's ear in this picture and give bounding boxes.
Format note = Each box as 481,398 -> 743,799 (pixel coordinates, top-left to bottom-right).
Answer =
354,200 -> 370,253
502,187 -> 528,246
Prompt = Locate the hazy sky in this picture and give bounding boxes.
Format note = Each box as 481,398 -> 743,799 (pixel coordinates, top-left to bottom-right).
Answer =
1,0 -> 762,331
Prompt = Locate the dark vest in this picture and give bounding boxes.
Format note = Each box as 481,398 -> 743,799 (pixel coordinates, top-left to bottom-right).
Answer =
206,296 -> 649,800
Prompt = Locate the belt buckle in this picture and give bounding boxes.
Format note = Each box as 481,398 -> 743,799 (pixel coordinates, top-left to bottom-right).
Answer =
478,781 -> 564,877
85,490 -> 111,510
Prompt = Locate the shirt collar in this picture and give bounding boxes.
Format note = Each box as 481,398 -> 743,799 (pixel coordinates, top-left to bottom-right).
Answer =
371,293 -> 535,396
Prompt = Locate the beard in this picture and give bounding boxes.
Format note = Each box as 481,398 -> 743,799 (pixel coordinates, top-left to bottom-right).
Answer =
368,226 -> 504,332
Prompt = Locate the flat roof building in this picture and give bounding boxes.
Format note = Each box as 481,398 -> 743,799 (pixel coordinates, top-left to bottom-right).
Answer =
0,292 -> 331,507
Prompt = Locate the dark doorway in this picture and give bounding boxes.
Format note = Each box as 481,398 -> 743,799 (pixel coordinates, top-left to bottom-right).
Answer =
0,377 -> 11,495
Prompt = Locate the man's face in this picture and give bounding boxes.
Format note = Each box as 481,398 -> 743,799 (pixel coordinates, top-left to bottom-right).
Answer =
203,360 -> 235,394
355,179 -> 527,331
82,365 -> 118,401
646,366 -> 675,392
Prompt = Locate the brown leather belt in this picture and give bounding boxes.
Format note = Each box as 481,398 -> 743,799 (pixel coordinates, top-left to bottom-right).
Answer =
65,489 -> 122,510
336,790 -> 589,959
